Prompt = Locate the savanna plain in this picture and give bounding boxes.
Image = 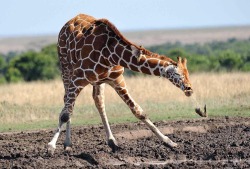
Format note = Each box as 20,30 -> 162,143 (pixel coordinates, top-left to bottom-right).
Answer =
0,72 -> 250,168
0,72 -> 249,132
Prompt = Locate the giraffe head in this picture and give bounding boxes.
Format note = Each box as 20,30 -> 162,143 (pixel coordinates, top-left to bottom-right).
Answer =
161,57 -> 193,97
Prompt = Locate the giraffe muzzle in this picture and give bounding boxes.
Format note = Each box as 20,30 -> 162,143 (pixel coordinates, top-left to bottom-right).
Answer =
184,87 -> 193,97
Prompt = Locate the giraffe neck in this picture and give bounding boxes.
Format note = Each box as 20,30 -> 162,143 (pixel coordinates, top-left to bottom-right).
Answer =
108,45 -> 177,77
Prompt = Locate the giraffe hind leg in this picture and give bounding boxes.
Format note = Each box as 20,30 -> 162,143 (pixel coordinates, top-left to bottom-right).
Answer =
92,84 -> 119,152
60,58 -> 74,152
61,76 -> 89,152
48,54 -> 72,155
48,59 -> 89,154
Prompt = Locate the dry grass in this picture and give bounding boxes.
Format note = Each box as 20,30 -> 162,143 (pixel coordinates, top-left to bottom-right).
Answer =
1,72 -> 249,106
0,72 -> 249,131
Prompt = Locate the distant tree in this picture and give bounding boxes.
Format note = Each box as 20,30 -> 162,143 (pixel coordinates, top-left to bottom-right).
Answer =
2,37 -> 250,83
188,55 -> 210,72
218,50 -> 242,71
41,44 -> 58,60
241,62 -> 250,71
5,51 -> 19,62
5,67 -> 23,82
41,44 -> 60,69
0,56 -> 6,73
0,56 -> 7,83
148,38 -> 250,72
208,55 -> 220,71
166,48 -> 188,61
6,51 -> 60,82
240,52 -> 250,71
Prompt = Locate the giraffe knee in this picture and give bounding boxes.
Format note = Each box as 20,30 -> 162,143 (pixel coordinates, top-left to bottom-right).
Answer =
135,113 -> 147,120
60,112 -> 70,123
132,106 -> 147,120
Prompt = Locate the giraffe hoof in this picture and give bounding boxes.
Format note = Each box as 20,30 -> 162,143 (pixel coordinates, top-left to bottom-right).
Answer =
169,142 -> 178,148
163,140 -> 178,148
64,146 -> 73,154
47,144 -> 56,156
64,142 -> 73,154
108,139 -> 120,152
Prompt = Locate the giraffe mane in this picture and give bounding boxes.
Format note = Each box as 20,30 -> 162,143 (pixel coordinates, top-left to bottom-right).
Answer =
141,48 -> 177,65
96,18 -> 177,66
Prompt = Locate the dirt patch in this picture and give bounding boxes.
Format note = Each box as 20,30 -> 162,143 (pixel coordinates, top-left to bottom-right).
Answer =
0,117 -> 250,168
116,125 -> 207,140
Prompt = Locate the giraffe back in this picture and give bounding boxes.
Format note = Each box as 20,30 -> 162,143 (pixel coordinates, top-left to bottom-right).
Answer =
57,14 -> 134,83
57,14 -> 96,62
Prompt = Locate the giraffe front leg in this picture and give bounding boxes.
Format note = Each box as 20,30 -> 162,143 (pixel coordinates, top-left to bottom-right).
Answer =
92,84 -> 119,152
109,75 -> 177,148
142,118 -> 178,147
129,103 -> 178,148
48,120 -> 63,155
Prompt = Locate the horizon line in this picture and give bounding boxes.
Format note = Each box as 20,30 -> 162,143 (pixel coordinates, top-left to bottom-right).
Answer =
1,24 -> 250,39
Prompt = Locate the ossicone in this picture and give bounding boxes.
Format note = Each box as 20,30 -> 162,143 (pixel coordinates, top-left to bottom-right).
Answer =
177,56 -> 187,66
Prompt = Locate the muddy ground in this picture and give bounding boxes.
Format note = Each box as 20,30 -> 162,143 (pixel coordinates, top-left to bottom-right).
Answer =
0,117 -> 250,168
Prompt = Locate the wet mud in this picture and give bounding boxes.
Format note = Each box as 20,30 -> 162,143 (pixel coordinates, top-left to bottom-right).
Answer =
0,117 -> 250,168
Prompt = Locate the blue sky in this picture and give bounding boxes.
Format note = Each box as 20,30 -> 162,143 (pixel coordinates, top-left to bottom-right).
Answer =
1,0 -> 250,37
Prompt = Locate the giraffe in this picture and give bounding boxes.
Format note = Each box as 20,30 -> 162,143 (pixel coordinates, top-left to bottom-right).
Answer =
48,14 -> 193,154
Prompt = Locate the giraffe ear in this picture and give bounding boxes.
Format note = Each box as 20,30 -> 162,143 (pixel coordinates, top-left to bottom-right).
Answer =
131,45 -> 140,56
177,56 -> 182,65
130,45 -> 140,56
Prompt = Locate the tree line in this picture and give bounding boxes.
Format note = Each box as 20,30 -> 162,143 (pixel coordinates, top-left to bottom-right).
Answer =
0,45 -> 59,84
0,38 -> 250,84
148,38 -> 250,73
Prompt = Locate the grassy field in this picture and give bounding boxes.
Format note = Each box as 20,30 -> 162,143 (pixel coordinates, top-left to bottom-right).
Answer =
0,72 -> 250,132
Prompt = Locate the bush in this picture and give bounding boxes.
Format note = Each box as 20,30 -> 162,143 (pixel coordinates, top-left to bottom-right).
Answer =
240,53 -> 250,71
41,44 -> 59,65
241,62 -> 250,71
148,38 -> 250,72
187,55 -> 211,72
167,48 -> 187,60
1,37 -> 250,83
218,50 -> 242,71
5,67 -> 23,82
0,56 -> 6,84
6,51 -> 59,82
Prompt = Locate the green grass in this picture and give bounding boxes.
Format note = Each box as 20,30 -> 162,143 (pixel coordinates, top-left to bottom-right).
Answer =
1,73 -> 250,133
1,101 -> 249,133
